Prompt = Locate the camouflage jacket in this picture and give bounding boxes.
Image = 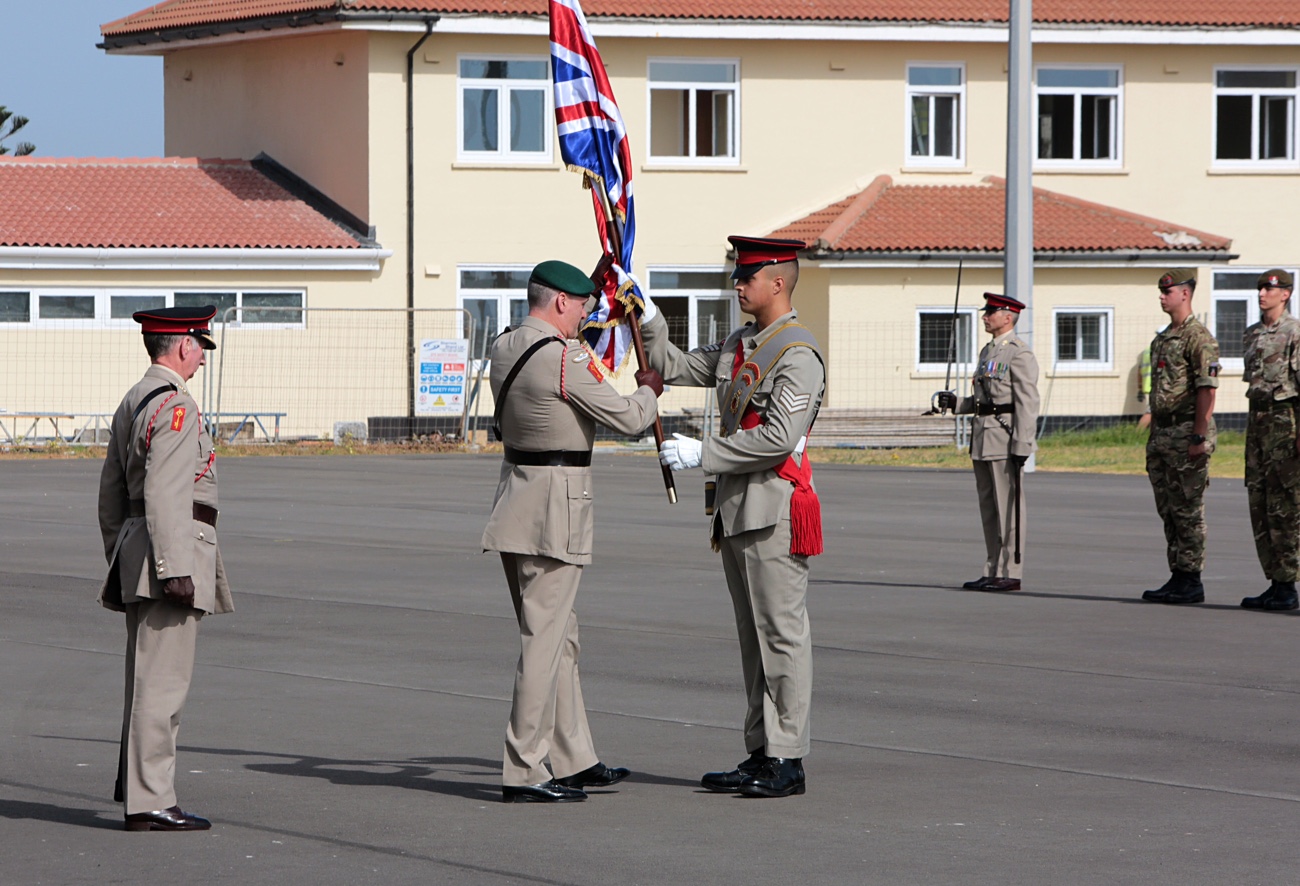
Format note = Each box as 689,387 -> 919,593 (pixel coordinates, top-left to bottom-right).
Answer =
1243,312 -> 1300,404
1149,316 -> 1220,420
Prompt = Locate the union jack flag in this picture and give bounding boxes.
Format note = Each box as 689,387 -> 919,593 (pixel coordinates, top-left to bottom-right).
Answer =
549,0 -> 645,373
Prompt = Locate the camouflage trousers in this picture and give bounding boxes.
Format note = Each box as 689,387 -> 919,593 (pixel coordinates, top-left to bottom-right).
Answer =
1245,402 -> 1300,582
1146,421 -> 1214,573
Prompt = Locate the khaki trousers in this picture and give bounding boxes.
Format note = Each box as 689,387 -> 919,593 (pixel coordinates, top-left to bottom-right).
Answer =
972,458 -> 1026,580
719,519 -> 812,760
500,553 -> 598,786
118,599 -> 199,815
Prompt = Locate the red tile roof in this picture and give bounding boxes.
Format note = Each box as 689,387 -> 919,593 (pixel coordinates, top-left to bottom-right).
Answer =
101,0 -> 1300,35
772,175 -> 1233,255
0,157 -> 364,249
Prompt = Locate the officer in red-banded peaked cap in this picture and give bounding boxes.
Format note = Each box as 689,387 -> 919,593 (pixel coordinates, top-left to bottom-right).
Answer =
934,291 -> 1041,593
97,301 -> 232,831
641,232 -> 825,798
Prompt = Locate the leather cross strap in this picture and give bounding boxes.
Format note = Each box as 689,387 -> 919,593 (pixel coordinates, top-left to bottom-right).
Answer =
719,322 -> 823,438
492,333 -> 565,442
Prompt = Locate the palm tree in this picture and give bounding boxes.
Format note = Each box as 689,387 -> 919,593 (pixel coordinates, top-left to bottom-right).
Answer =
0,106 -> 35,156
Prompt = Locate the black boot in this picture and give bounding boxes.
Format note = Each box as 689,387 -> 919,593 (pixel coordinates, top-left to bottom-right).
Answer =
1163,570 -> 1204,605
1242,581 -> 1299,611
1142,572 -> 1181,602
701,749 -> 767,793
737,757 -> 805,798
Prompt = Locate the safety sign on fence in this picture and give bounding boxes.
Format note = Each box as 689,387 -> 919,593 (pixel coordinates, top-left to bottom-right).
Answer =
415,339 -> 469,416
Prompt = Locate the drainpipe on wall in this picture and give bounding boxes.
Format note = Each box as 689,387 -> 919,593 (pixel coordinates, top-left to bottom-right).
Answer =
406,19 -> 436,432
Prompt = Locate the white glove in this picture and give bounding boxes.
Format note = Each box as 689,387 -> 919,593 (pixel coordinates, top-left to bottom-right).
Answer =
659,433 -> 702,471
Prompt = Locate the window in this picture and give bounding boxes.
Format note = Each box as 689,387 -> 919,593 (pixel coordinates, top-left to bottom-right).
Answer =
39,294 -> 95,320
647,268 -> 735,351
1053,308 -> 1113,370
907,63 -> 964,165
458,57 -> 552,163
1214,69 -> 1298,167
917,307 -> 977,371
0,291 -> 30,323
1035,66 -> 1122,166
174,291 -> 304,327
648,59 -> 739,163
458,267 -> 532,360
110,294 -> 166,318
1213,269 -> 1299,365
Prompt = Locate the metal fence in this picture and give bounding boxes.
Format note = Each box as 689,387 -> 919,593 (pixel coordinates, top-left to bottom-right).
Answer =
0,311 -> 1250,448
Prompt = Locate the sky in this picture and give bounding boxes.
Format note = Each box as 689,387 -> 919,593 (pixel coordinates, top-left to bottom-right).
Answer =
3,1 -> 164,158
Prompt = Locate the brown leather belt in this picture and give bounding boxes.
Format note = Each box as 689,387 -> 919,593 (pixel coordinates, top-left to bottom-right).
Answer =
503,447 -> 592,467
128,499 -> 219,527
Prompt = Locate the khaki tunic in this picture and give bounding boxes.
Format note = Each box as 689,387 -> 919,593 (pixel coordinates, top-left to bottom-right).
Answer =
642,308 -> 825,759
482,315 -> 658,786
956,330 -> 1041,580
97,363 -> 232,814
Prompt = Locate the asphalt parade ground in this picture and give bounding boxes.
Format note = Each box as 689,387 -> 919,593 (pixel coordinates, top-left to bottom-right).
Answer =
1,453 -> 1297,885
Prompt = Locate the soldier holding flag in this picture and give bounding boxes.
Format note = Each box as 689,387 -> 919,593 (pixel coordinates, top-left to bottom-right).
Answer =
650,236 -> 825,799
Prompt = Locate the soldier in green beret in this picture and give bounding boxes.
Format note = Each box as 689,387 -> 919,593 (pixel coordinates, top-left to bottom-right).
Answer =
1241,268 -> 1300,612
1142,268 -> 1220,605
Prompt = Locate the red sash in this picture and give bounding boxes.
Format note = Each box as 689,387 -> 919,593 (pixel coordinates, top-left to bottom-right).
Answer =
731,344 -> 823,556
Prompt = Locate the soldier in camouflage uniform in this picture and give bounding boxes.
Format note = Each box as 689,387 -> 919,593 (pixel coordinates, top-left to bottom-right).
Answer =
1240,268 -> 1300,612
1142,268 -> 1220,606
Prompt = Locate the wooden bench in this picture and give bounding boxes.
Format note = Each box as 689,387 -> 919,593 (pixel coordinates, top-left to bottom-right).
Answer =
0,412 -> 76,445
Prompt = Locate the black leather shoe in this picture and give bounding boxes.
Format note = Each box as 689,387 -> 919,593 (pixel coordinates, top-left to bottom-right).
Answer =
554,762 -> 630,789
1242,582 -> 1299,611
1163,571 -> 1204,605
962,576 -> 994,590
738,757 -> 805,798
983,578 -> 1021,592
502,780 -> 587,803
124,806 -> 211,832
701,750 -> 767,793
1142,572 -> 1180,602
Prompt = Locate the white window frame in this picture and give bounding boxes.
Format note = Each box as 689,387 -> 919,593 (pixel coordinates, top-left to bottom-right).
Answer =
646,57 -> 741,166
646,266 -> 736,350
457,265 -> 533,365
0,288 -> 306,329
1033,64 -> 1123,170
1051,307 -> 1114,372
904,62 -> 966,168
916,306 -> 978,373
1211,267 -> 1300,370
1212,66 -> 1300,170
456,54 -> 554,165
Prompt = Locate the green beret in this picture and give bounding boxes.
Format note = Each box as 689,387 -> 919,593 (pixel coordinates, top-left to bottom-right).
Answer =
1157,268 -> 1197,289
530,260 -> 595,296
1258,268 -> 1294,289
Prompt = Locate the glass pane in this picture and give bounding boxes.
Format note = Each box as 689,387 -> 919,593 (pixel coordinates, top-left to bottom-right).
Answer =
649,89 -> 687,156
1038,94 -> 1075,159
1056,315 -> 1079,362
649,270 -> 731,290
696,297 -> 732,346
463,88 -> 499,152
242,292 -> 303,324
911,95 -> 930,156
1261,95 -> 1293,160
1216,299 -> 1248,359
711,90 -> 733,157
920,312 -> 966,364
934,94 -> 956,157
509,89 -> 546,153
1081,95 -> 1113,160
648,61 -> 736,84
39,295 -> 95,319
461,59 -> 547,80
1214,272 -> 1263,291
656,295 -> 690,351
176,292 -> 237,321
1218,70 -> 1295,89
460,269 -> 531,290
0,291 -> 30,322
1038,68 -> 1118,89
509,298 -> 529,328
1080,314 -> 1103,361
908,66 -> 961,87
956,313 -> 973,363
110,294 -> 166,319
1216,95 -> 1252,160
464,298 -> 499,359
